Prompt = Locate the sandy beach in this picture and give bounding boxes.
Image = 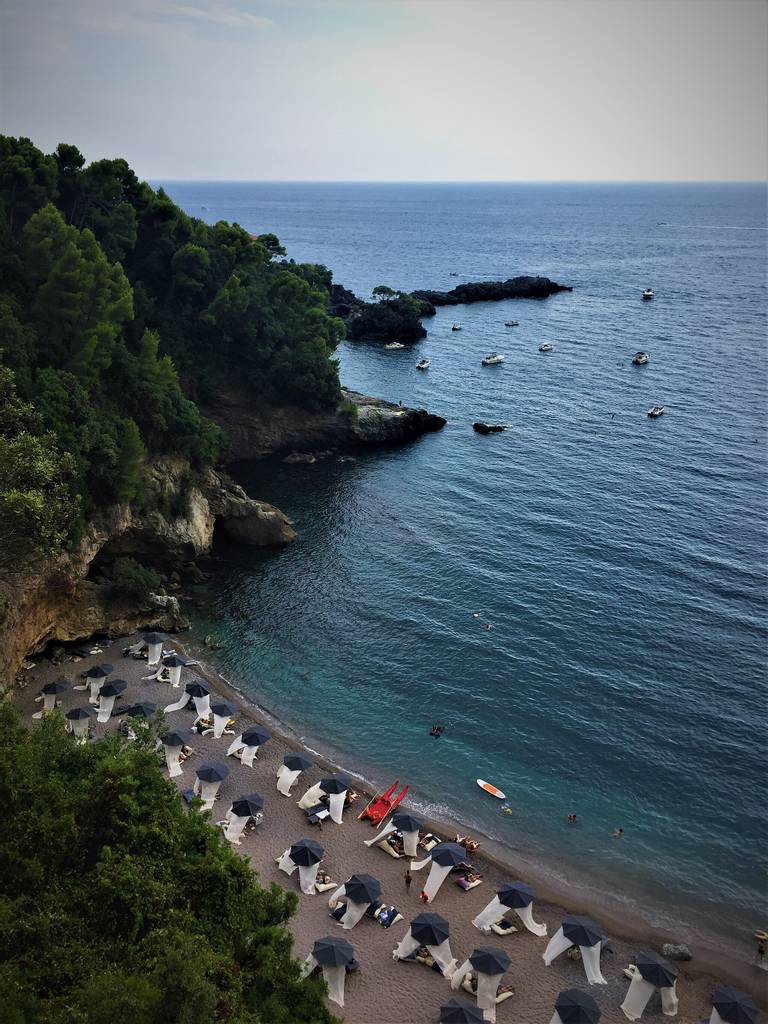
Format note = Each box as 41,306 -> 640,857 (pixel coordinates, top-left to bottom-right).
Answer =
13,634 -> 765,1024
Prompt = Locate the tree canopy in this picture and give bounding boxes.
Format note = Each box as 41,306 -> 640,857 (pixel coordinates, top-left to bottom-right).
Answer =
0,702 -> 338,1024
0,135 -> 346,559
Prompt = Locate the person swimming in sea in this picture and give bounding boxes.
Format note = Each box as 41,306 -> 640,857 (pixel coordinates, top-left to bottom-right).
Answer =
613,827 -> 624,838
429,724 -> 444,738
567,813 -> 577,824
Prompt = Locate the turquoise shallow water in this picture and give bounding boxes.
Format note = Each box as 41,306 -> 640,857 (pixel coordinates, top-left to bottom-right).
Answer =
162,181 -> 767,945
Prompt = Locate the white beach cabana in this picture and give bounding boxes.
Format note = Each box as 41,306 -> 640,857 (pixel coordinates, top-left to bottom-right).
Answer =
142,632 -> 166,668
472,880 -> 547,936
228,724 -> 272,767
410,842 -> 467,903
706,987 -> 758,1024
65,706 -> 93,742
450,946 -> 511,1024
298,775 -> 351,824
209,699 -> 236,738
163,679 -> 211,717
364,810 -> 425,859
81,664 -> 113,705
276,837 -> 325,895
620,951 -> 679,1019
328,874 -> 382,930
193,762 -> 230,810
220,794 -> 264,845
277,751 -> 313,794
95,679 -> 128,722
300,936 -> 355,1008
543,915 -> 607,985
32,679 -> 68,718
160,731 -> 187,777
393,912 -> 457,976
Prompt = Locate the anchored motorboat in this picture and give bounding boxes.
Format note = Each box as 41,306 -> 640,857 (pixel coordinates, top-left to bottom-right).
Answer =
642,288 -> 654,300
539,342 -> 553,352
481,352 -> 505,366
504,320 -> 519,327
647,405 -> 665,418
416,358 -> 430,370
451,323 -> 462,331
632,351 -> 649,365
384,342 -> 405,350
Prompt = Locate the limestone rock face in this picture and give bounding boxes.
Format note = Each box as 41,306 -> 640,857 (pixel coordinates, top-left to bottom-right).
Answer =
206,471 -> 296,547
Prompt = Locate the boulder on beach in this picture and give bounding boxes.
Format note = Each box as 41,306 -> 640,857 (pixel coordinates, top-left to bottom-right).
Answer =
283,452 -> 317,465
661,943 -> 692,961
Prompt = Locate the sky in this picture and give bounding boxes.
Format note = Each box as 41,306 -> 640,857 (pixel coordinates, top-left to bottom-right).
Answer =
1,0 -> 766,181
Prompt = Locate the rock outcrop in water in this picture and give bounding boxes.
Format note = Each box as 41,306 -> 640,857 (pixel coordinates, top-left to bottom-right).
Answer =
203,387 -> 446,462
412,275 -> 572,307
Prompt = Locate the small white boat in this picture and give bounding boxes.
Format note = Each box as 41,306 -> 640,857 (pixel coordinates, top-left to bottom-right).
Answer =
632,351 -> 649,365
477,779 -> 506,800
481,352 -> 505,366
384,342 -> 405,350
416,358 -> 429,370
647,405 -> 665,418
642,288 -> 654,300
539,342 -> 553,353
452,323 -> 462,332
504,320 -> 519,327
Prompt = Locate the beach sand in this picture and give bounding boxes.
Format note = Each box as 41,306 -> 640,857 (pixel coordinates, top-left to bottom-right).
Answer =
14,635 -> 765,1024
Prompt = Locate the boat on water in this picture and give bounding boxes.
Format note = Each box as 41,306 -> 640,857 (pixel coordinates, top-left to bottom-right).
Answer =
632,351 -> 649,365
451,323 -> 462,331
481,352 -> 505,366
476,779 -> 506,800
358,780 -> 409,825
647,405 -> 665,418
416,358 -> 430,370
384,342 -> 405,350
642,288 -> 654,300
539,342 -> 554,352
504,320 -> 519,327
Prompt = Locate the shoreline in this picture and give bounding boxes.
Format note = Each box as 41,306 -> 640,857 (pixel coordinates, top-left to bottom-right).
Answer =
180,632 -> 763,1001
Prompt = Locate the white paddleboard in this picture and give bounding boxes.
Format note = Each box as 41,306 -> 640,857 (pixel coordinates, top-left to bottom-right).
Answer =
476,778 -> 505,800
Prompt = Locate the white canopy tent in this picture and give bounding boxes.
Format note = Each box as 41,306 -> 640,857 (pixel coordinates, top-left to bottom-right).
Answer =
363,810 -> 424,859
472,881 -> 547,937
277,753 -> 312,795
621,973 -> 679,1019
550,988 -> 602,1024
193,775 -> 222,810
299,937 -> 355,1008
95,692 -> 117,723
32,690 -> 60,718
277,849 -> 322,894
163,683 -> 211,718
543,917 -> 607,985
450,947 -> 511,1024
410,842 -> 467,903
327,875 -> 382,931
393,918 -> 457,977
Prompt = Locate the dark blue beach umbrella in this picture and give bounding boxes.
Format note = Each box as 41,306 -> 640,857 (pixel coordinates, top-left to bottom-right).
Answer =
196,762 -> 230,783
312,935 -> 354,968
161,731 -> 186,748
100,679 -> 128,698
66,707 -> 93,720
185,679 -> 211,698
283,751 -> 312,771
469,946 -> 511,975
122,702 -> 157,719
41,679 -> 68,695
711,987 -> 759,1024
231,793 -> 264,817
210,699 -> 236,718
439,999 -> 485,1024
289,837 -> 324,866
562,915 -> 605,948
497,881 -> 535,908
392,810 -> 425,833
162,655 -> 188,668
142,632 -> 166,646
430,842 -> 467,867
635,951 -> 678,988
344,874 -> 382,905
410,912 -> 450,946
555,989 -> 601,1024
84,663 -> 113,679
320,774 -> 352,795
242,725 -> 272,747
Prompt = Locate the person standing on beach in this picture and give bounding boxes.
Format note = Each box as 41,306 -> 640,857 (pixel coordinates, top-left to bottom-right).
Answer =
405,868 -> 412,891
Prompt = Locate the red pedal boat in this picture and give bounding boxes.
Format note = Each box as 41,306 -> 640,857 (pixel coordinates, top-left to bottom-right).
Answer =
358,780 -> 409,825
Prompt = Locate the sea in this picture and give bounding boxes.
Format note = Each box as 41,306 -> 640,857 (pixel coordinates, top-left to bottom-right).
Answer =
159,181 -> 767,951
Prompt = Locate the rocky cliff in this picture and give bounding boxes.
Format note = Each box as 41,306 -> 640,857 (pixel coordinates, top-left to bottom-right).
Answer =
0,459 -> 294,684
203,388 -> 447,461
412,275 -> 572,306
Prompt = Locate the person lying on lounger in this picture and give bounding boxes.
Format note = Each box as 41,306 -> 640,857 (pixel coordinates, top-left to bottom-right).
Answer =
454,834 -> 480,852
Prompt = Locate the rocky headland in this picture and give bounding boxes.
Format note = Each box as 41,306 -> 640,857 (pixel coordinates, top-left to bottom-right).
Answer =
412,274 -> 572,306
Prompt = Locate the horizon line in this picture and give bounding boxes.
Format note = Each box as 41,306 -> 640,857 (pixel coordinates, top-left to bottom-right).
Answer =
150,178 -> 767,185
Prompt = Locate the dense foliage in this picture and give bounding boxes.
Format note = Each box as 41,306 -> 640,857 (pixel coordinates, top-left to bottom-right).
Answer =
346,285 -> 431,343
0,136 -> 344,558
0,702 -> 337,1024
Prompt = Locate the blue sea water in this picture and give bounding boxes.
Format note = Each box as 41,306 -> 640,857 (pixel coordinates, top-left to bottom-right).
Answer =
161,181 -> 767,947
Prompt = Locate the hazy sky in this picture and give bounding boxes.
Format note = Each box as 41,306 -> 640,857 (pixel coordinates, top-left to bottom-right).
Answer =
2,0 -> 766,181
